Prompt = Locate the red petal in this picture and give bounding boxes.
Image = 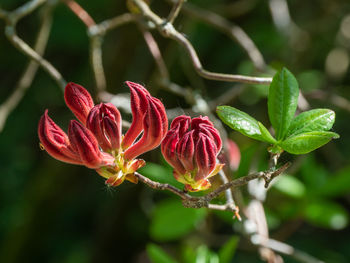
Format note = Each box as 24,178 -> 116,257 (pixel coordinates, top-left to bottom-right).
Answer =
124,96 -> 167,160
38,110 -> 81,165
64,82 -> 94,125
195,134 -> 217,181
86,104 -> 110,151
161,129 -> 186,175
86,103 -> 122,151
170,115 -> 191,136
68,120 -> 114,168
122,81 -> 150,148
177,130 -> 195,172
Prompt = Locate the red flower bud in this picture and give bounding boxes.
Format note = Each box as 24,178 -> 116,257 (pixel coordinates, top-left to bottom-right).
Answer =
124,95 -> 168,160
38,110 -> 82,165
161,115 -> 223,191
177,130 -> 195,172
68,120 -> 114,168
195,134 -> 217,181
86,103 -> 122,152
64,82 -> 94,125
39,81 -> 168,187
122,81 -> 150,149
170,115 -> 191,136
161,128 -> 186,175
191,116 -> 222,152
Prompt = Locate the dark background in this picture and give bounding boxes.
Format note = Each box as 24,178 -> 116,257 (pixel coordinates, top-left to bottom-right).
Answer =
1,0 -> 350,262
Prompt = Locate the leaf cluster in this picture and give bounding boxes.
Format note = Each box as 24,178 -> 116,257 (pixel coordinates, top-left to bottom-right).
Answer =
217,68 -> 339,154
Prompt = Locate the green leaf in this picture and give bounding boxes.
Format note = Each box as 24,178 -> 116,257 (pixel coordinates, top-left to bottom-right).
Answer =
273,174 -> 306,198
258,122 -> 277,144
147,244 -> 178,263
268,68 -> 299,140
216,106 -> 274,143
150,199 -> 206,241
181,244 -> 197,263
218,236 -> 239,263
286,109 -> 335,137
304,200 -> 348,230
280,131 -> 339,154
195,246 -> 219,263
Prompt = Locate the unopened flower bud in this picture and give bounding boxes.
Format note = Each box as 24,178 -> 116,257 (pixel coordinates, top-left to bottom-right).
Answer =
39,81 -> 168,188
64,82 -> 94,124
161,115 -> 223,191
38,110 -> 82,165
68,120 -> 114,168
86,103 -> 122,152
122,81 -> 150,149
124,95 -> 168,160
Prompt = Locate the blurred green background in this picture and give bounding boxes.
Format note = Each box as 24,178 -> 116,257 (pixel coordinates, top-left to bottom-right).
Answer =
1,0 -> 350,262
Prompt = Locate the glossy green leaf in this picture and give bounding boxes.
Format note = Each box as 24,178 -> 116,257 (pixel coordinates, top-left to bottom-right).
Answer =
286,109 -> 335,137
216,106 -> 274,143
150,199 -> 206,241
273,174 -> 306,198
280,131 -> 339,154
218,236 -> 239,263
304,200 -> 348,230
268,68 -> 299,140
147,244 -> 178,263
258,122 -> 277,144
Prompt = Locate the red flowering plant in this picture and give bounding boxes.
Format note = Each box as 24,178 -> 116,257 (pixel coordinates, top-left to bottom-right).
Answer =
161,115 -> 224,192
38,81 -> 168,186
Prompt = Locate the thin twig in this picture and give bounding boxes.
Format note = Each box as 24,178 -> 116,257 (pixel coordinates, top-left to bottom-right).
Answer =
10,0 -> 46,22
141,29 -> 170,81
206,172 -> 264,201
90,35 -> 107,94
251,235 -> 325,263
218,169 -> 241,220
307,90 -> 350,113
167,0 -> 185,24
131,0 -> 273,85
134,172 -> 192,199
1,0 -> 66,90
135,163 -> 289,212
5,29 -> 66,89
88,13 -> 137,37
138,23 -> 195,101
63,0 -> 96,27
218,170 -> 234,205
88,14 -> 137,93
167,0 -> 267,71
0,2 -> 54,132
62,0 -> 107,93
64,2 -> 136,94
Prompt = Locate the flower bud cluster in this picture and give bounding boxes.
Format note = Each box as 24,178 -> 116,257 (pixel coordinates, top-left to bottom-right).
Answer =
161,115 -> 224,191
38,82 -> 168,186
